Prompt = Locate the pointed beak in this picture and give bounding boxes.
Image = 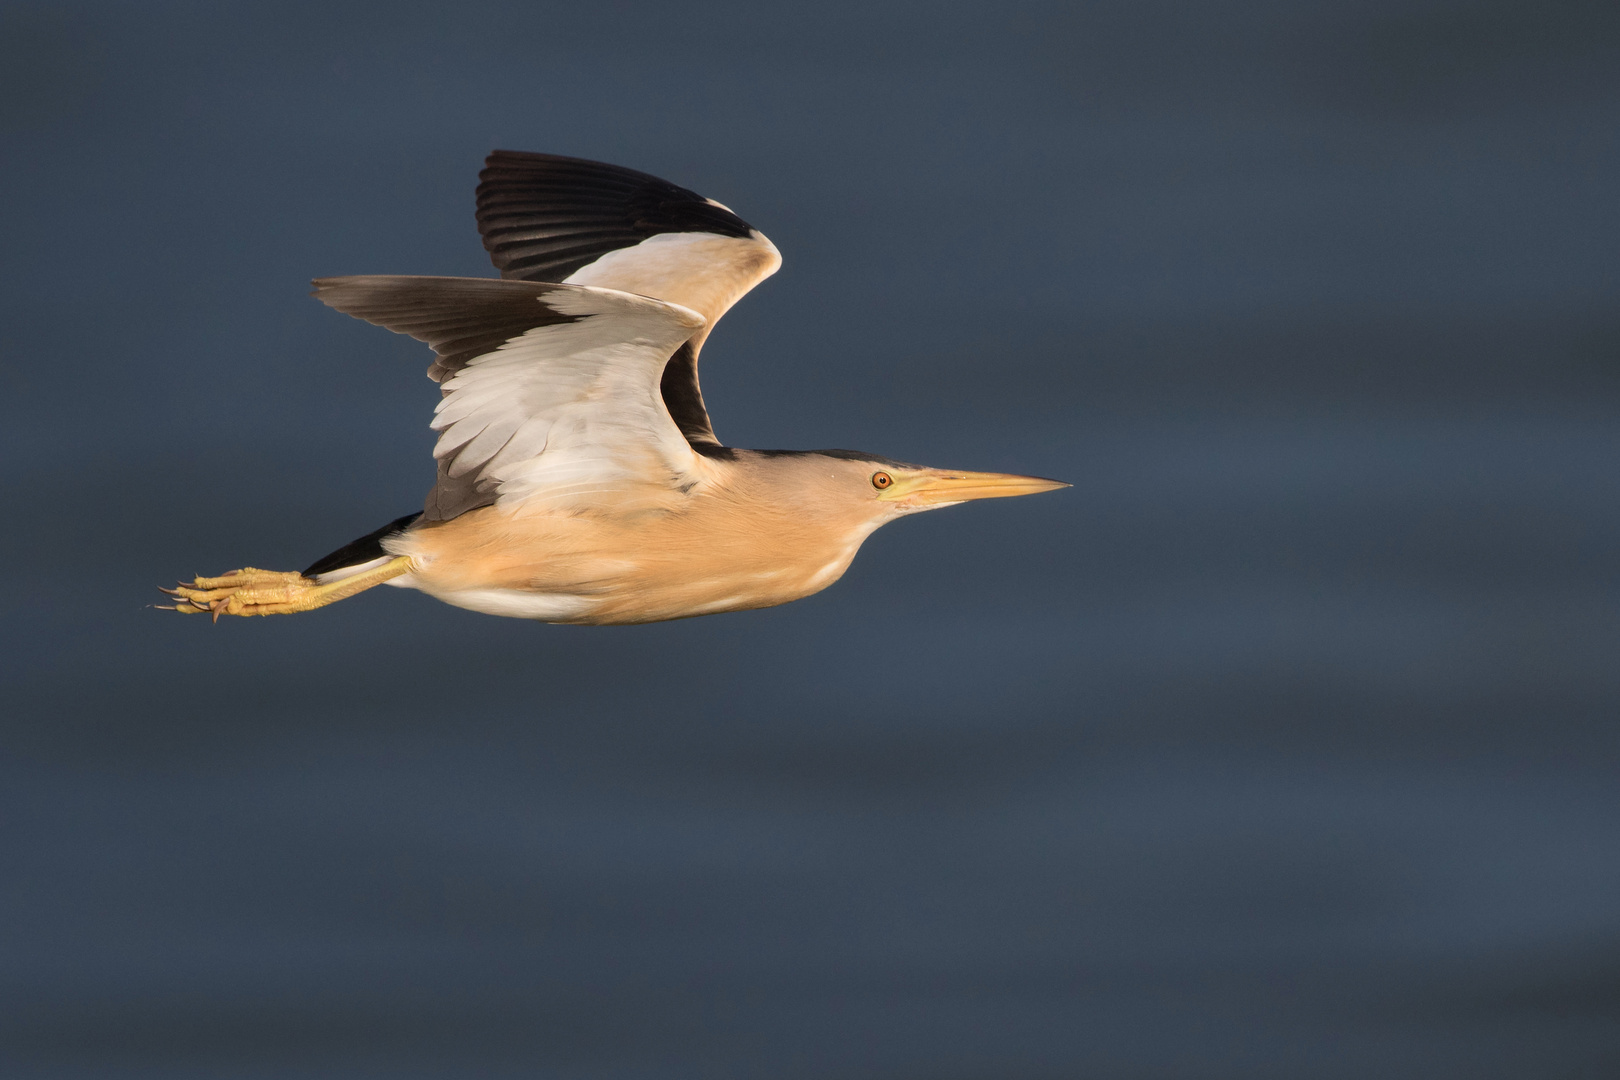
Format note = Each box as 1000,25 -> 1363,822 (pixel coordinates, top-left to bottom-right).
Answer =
878,468 -> 1070,508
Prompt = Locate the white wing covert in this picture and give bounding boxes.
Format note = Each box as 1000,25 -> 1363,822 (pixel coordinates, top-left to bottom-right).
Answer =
476,151 -> 781,449
312,276 -> 706,521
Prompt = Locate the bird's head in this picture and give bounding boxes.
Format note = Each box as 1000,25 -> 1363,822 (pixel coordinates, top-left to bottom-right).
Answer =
864,461 -> 1070,513
743,449 -> 1068,532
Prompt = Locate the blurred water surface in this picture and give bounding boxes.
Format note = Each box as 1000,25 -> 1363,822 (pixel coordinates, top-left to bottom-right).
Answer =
2,1 -> 1618,1076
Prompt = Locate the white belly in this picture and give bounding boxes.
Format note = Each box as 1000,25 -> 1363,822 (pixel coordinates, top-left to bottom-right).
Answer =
391,575 -> 597,622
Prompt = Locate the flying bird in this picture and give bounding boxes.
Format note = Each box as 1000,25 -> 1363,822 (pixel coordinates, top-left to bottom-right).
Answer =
163,152 -> 1065,624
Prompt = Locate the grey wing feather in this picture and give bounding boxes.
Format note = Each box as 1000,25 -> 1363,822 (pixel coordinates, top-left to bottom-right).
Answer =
312,275 -> 587,382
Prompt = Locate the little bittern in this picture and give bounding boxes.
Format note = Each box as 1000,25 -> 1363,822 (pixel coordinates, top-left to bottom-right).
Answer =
163,152 -> 1065,624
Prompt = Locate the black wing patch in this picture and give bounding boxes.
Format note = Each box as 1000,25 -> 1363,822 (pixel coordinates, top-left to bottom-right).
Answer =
311,275 -> 585,382
303,512 -> 421,578
659,340 -> 719,448
476,151 -> 757,284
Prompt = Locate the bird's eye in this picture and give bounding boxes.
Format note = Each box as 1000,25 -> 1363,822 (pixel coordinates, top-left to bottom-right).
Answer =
872,471 -> 893,489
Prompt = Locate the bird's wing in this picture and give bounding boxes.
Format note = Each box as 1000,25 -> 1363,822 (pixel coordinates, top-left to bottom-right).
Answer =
476,151 -> 781,449
313,275 -> 708,522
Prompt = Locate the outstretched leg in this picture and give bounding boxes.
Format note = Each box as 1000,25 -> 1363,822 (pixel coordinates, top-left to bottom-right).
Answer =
161,556 -> 413,621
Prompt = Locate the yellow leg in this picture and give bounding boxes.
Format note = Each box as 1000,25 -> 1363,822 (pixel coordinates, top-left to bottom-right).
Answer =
160,557 -> 413,621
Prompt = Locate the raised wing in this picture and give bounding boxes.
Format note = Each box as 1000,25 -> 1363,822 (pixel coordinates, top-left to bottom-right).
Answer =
313,276 -> 707,521
476,151 -> 781,449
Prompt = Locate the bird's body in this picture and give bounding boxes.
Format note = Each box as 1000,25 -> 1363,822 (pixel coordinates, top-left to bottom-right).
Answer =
392,450 -> 890,624
165,152 -> 1063,623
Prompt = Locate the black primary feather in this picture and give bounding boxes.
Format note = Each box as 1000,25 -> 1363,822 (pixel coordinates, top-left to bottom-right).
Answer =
476,150 -> 757,284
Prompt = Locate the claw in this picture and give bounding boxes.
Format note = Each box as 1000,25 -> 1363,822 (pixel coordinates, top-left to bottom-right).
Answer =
159,555 -> 410,619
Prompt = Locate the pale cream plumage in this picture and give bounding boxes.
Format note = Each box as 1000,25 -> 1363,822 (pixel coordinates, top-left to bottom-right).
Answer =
163,151 -> 1063,624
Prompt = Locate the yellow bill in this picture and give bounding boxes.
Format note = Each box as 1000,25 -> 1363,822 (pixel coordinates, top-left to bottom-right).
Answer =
877,468 -> 1070,507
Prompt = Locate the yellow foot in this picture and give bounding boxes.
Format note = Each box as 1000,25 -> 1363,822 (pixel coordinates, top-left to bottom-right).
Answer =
159,557 -> 413,621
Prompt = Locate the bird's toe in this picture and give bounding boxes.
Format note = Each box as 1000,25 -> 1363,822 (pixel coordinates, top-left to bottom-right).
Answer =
159,569 -> 318,618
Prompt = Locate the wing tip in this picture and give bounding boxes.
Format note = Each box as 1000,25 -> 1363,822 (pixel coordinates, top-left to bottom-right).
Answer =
309,275 -> 353,307
310,274 -> 383,300
752,232 -> 784,278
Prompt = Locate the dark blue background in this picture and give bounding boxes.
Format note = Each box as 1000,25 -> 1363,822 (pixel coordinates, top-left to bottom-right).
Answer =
3,2 -> 1619,1076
